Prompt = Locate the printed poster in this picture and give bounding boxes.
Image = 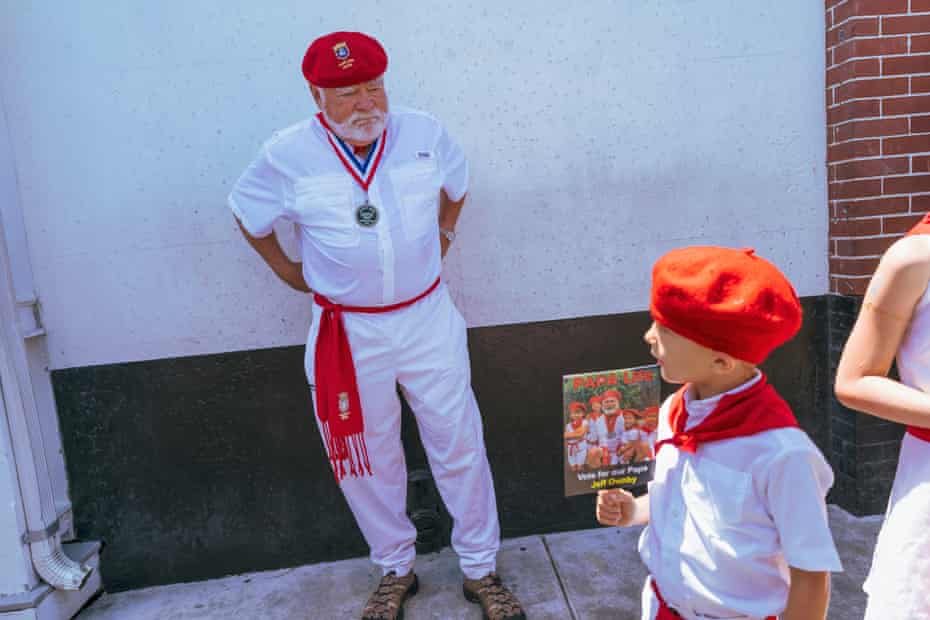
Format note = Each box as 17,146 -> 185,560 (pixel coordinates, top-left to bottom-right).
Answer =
563,365 -> 660,496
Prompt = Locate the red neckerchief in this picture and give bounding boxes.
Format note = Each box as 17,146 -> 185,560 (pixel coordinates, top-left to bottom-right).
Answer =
604,413 -> 621,434
903,215 -> 930,443
570,418 -> 583,430
654,373 -> 798,455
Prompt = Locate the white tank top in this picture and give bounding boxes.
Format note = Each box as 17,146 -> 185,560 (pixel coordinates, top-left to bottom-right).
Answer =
897,276 -> 930,394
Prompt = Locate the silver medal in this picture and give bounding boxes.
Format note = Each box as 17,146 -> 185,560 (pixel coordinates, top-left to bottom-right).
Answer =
356,202 -> 379,227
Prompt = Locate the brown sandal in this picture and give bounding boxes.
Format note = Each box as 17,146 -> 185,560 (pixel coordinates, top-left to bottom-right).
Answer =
463,572 -> 526,620
361,571 -> 419,620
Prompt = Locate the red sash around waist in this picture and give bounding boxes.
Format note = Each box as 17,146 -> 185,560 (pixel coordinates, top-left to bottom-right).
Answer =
908,426 -> 930,443
650,579 -> 775,620
312,277 -> 441,482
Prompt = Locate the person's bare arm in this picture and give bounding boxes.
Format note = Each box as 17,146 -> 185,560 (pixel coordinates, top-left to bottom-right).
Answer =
564,423 -> 588,440
835,235 -> 930,427
632,440 -> 652,462
617,442 -> 637,462
438,189 -> 466,258
596,488 -> 649,527
236,219 -> 310,293
782,567 -> 829,620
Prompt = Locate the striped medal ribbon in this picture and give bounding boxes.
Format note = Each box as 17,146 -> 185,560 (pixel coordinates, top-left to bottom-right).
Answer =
317,112 -> 387,227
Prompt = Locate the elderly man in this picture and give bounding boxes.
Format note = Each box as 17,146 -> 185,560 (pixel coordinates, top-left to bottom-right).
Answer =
599,389 -> 624,466
228,32 -> 525,620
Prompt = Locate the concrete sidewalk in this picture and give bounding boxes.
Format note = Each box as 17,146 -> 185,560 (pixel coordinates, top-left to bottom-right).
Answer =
77,506 -> 882,620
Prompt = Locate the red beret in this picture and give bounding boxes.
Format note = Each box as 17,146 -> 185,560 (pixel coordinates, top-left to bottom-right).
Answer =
600,389 -> 621,402
588,394 -> 602,405
302,31 -> 388,87
649,246 -> 802,364
568,402 -> 587,414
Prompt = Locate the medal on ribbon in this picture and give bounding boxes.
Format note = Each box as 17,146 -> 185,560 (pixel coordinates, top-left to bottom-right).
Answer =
356,202 -> 379,227
317,112 -> 387,226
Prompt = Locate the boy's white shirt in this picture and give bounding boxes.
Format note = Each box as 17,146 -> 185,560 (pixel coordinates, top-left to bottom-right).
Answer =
584,415 -> 608,445
564,422 -> 584,443
638,371 -> 842,619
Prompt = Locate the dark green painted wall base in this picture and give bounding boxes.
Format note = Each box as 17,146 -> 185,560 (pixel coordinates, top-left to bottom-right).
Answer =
825,295 -> 904,516
54,295 -> 875,592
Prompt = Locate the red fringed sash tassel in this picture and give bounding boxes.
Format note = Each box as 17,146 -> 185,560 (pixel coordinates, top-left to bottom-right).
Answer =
313,277 -> 441,482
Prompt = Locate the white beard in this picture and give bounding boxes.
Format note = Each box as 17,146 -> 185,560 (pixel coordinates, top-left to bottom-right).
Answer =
323,108 -> 387,145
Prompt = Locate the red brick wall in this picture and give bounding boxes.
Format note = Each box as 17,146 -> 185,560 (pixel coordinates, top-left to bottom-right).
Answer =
827,0 -> 930,295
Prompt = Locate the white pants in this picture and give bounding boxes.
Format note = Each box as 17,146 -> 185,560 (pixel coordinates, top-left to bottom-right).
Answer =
567,441 -> 587,467
640,577 -> 771,620
605,436 -> 621,466
305,284 -> 500,579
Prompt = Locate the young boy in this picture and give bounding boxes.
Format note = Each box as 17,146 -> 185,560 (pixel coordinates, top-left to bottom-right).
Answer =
597,246 -> 841,620
636,412 -> 657,459
616,408 -> 639,463
600,389 -> 625,466
564,402 -> 589,472
584,395 -> 608,469
618,410 -> 655,463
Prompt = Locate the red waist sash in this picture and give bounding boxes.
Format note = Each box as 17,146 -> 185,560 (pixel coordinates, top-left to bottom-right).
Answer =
650,579 -> 775,620
313,277 -> 441,482
908,426 -> 930,442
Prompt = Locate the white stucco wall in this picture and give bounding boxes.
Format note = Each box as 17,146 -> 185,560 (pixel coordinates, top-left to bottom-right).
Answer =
0,1 -> 827,370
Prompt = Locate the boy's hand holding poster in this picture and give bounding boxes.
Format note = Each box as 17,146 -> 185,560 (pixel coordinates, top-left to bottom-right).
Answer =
563,365 -> 660,497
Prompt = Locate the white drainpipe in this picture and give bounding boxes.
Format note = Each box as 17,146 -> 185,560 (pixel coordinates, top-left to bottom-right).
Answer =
0,100 -> 92,590
27,538 -> 91,591
0,233 -> 91,591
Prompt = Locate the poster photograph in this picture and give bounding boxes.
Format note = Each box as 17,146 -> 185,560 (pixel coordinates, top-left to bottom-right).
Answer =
562,365 -> 661,497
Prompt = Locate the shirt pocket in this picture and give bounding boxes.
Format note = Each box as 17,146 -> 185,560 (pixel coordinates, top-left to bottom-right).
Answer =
389,159 -> 441,240
293,174 -> 359,248
681,457 -> 750,530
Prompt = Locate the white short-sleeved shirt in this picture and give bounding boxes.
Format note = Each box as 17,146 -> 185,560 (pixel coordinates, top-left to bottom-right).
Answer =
639,373 -> 842,619
565,423 -> 584,444
585,415 -> 608,446
643,429 -> 657,449
624,427 -> 657,446
603,416 -> 623,443
228,106 -> 468,306
622,428 -> 642,443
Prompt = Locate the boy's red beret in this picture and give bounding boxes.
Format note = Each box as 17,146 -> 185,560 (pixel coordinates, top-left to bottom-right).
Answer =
650,246 -> 802,364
